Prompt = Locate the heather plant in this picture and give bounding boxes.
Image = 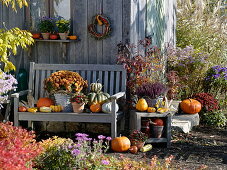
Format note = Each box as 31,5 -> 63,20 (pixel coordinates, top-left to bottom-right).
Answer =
167,46 -> 209,98
177,0 -> 227,65
192,93 -> 219,113
136,82 -> 167,99
204,65 -> 227,99
0,122 -> 43,170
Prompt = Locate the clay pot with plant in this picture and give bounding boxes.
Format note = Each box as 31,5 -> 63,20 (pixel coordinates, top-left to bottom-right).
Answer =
70,93 -> 88,113
129,130 -> 148,150
56,18 -> 70,40
38,17 -> 55,39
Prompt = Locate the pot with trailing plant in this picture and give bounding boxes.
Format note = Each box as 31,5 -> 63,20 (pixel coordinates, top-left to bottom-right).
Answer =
56,17 -> 70,40
129,130 -> 148,150
38,17 -> 55,39
70,93 -> 88,113
136,82 -> 168,108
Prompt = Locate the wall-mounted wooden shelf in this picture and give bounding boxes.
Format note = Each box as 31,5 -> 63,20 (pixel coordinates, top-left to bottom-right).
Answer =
34,39 -> 79,43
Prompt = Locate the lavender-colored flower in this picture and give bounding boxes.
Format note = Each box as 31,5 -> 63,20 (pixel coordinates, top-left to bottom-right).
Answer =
101,160 -> 110,165
106,137 -> 112,141
93,139 -> 98,144
76,143 -> 81,147
71,149 -> 81,156
75,133 -> 89,137
98,135 -> 106,140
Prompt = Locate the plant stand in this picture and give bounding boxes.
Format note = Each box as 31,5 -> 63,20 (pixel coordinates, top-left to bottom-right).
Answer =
129,110 -> 172,148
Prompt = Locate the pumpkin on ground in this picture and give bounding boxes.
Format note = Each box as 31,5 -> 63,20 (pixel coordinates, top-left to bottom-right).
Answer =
90,82 -> 103,92
37,97 -> 54,108
111,136 -> 131,152
180,99 -> 202,114
136,98 -> 148,112
90,103 -> 102,113
87,92 -> 110,105
102,102 -> 119,113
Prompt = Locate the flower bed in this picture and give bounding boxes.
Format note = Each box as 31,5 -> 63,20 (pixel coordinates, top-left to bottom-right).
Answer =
0,122 -> 175,169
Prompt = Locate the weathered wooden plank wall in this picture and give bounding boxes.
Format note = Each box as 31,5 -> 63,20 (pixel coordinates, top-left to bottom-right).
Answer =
0,0 -> 176,70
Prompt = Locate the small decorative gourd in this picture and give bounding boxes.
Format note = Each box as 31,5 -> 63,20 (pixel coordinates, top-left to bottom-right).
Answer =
90,82 -> 103,92
90,103 -> 102,113
111,136 -> 131,152
136,98 -> 148,112
102,102 -> 119,113
147,107 -> 156,113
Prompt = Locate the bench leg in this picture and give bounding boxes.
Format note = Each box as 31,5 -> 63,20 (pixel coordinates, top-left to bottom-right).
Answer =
13,98 -> 19,126
111,122 -> 117,138
28,121 -> 34,129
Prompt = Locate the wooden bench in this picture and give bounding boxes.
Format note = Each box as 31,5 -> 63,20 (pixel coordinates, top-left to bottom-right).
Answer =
12,62 -> 126,138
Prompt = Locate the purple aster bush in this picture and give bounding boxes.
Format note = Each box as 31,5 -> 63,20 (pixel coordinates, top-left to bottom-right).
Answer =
0,71 -> 17,108
167,45 -> 208,98
204,65 -> 227,97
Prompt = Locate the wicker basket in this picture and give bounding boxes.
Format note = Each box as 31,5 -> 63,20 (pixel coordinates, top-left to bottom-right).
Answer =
54,93 -> 73,112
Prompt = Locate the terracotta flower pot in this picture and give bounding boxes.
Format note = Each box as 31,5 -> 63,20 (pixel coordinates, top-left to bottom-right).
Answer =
72,102 -> 85,113
32,33 -> 41,39
59,32 -> 69,40
41,33 -> 50,40
50,34 -> 58,40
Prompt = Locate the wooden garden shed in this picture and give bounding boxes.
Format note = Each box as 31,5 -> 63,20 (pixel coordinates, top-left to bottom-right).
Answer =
0,0 -> 176,70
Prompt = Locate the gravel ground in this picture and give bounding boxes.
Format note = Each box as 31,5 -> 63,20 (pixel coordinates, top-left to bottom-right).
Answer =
109,126 -> 227,170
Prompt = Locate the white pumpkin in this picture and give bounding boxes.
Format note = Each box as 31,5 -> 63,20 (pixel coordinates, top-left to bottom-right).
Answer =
102,102 -> 119,113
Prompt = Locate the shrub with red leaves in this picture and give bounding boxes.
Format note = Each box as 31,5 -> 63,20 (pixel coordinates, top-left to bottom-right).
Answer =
0,122 -> 43,170
192,93 -> 219,112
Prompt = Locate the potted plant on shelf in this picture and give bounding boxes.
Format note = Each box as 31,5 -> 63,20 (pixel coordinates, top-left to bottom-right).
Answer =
56,17 -> 70,40
136,82 -> 168,108
70,93 -> 88,113
38,17 -> 55,40
129,130 -> 148,150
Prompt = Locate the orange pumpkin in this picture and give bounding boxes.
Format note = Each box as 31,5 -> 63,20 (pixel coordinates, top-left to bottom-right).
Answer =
180,99 -> 202,114
147,107 -> 156,113
37,97 -> 54,108
90,103 -> 102,112
111,136 -> 131,152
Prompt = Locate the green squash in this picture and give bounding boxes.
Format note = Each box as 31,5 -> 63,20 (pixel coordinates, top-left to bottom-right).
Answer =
88,92 -> 110,105
90,82 -> 103,92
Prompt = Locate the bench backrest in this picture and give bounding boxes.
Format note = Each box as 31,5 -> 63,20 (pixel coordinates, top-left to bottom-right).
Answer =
29,62 -> 127,101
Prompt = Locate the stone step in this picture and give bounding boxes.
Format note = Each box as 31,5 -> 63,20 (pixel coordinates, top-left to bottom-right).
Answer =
171,113 -> 200,133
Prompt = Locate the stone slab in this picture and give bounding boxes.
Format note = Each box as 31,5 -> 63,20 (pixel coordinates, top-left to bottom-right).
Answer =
171,113 -> 200,133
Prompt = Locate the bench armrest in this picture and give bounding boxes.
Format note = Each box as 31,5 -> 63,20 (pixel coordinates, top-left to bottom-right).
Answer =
110,92 -> 125,100
11,90 -> 32,98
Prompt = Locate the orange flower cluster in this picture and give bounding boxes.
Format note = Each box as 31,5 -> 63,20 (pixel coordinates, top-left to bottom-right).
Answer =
44,70 -> 87,94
